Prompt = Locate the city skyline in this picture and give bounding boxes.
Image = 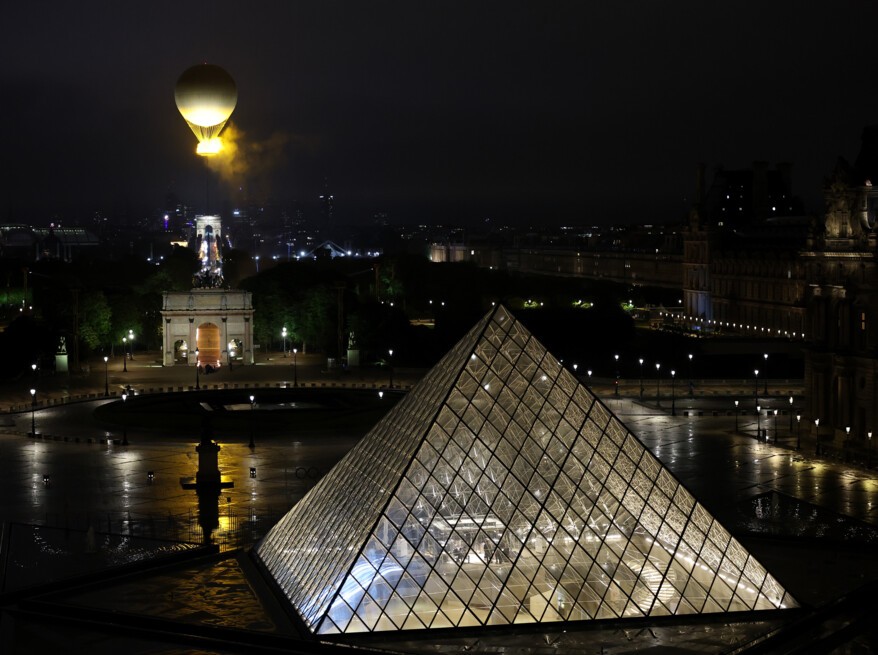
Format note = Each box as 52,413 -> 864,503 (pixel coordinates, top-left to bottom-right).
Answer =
3,2 -> 878,225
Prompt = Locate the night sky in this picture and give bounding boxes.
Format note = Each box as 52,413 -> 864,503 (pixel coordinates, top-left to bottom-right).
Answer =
3,1 -> 878,226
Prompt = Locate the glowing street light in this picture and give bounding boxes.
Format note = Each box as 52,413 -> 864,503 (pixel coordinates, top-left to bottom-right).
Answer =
687,353 -> 694,396
249,394 -> 256,449
128,330 -> 135,360
122,392 -> 129,445
655,362 -> 661,403
122,337 -> 128,373
763,353 -> 768,394
103,356 -> 109,396
670,369 -> 676,416
753,368 -> 759,402
195,348 -> 201,390
638,358 -> 644,400
282,327 -> 288,357
789,396 -> 794,432
614,354 -> 620,396
757,405 -> 762,440
227,341 -> 234,371
292,348 -> 298,387
30,388 -> 36,436
388,349 -> 394,389
734,400 -> 739,432
796,414 -> 801,450
773,409 -> 778,444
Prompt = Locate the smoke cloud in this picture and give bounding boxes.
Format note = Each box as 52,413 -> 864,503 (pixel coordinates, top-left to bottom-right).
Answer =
207,123 -> 292,192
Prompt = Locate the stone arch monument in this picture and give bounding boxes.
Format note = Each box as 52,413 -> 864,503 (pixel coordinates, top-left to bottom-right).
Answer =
161,289 -> 254,367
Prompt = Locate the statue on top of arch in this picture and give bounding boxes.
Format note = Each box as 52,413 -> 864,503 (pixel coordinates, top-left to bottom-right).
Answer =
192,268 -> 225,289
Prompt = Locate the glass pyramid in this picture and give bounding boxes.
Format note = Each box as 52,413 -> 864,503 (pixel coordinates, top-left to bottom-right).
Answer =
255,305 -> 796,635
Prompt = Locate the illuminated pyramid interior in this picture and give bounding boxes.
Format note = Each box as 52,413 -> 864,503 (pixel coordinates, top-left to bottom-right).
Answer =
255,305 -> 796,635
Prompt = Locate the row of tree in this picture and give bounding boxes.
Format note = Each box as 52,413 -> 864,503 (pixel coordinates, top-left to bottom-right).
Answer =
0,248 -> 647,380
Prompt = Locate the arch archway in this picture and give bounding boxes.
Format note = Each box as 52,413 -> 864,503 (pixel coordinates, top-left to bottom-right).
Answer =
196,322 -> 222,368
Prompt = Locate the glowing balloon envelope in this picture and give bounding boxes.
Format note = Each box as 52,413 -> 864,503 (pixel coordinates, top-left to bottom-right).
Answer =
174,64 -> 237,156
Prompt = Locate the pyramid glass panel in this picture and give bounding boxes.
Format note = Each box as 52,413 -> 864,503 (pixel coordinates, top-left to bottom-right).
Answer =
254,305 -> 797,634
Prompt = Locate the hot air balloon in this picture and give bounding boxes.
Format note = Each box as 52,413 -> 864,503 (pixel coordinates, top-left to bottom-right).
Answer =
174,64 -> 237,156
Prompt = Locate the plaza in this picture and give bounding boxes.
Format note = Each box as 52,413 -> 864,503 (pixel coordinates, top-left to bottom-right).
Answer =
2,329 -> 878,652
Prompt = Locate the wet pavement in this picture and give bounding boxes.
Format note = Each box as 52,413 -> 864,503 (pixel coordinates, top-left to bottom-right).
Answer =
4,362 -> 878,653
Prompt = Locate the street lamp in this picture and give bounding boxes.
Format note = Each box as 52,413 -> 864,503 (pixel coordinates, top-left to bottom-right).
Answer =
753,369 -> 759,403
763,353 -> 768,394
388,349 -> 394,388
687,353 -> 693,396
734,400 -> 739,432
249,394 -> 256,449
796,415 -> 801,450
756,405 -> 761,440
638,358 -> 644,400
123,337 -> 128,373
128,330 -> 135,360
103,356 -> 109,396
614,354 -> 620,396
788,396 -> 793,432
282,327 -> 288,357
655,362 -> 661,403
845,426 -> 851,442
195,348 -> 200,390
227,341 -> 234,371
773,409 -> 778,444
573,363 -> 578,374
121,392 -> 128,445
293,348 -> 298,387
815,418 -> 820,455
30,388 -> 36,436
869,431 -> 873,450
670,369 -> 676,416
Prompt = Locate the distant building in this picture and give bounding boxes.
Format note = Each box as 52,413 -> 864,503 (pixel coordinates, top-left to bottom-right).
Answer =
803,127 -> 878,445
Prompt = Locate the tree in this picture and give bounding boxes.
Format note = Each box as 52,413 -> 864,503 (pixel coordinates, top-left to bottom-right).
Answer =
78,291 -> 112,353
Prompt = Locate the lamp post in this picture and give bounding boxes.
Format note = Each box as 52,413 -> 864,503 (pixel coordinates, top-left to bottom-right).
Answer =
103,356 -> 109,396
762,353 -> 768,394
249,395 -> 256,449
587,369 -> 592,385
773,409 -> 778,444
195,348 -> 200,390
388,349 -> 394,388
756,405 -> 761,440
796,415 -> 801,450
753,368 -> 759,401
734,400 -> 739,432
638,358 -> 644,400
814,418 -> 820,455
655,363 -> 661,403
670,369 -> 676,416
845,426 -> 851,443
788,396 -> 793,433
614,354 -> 620,396
128,330 -> 135,360
573,363 -> 578,375
282,327 -> 288,357
687,353 -> 694,396
293,348 -> 298,387
123,337 -> 128,373
869,431 -> 873,451
30,388 -> 36,436
227,341 -> 234,371
121,393 -> 128,445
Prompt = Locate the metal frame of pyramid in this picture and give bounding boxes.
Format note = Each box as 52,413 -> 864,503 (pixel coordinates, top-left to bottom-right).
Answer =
254,305 -> 796,635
